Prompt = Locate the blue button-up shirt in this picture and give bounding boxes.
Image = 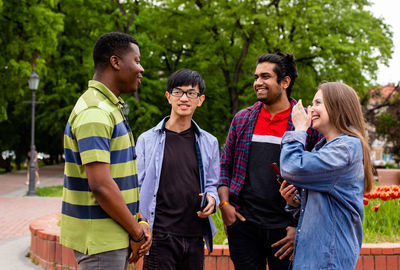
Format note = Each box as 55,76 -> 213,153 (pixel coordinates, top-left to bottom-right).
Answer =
280,131 -> 364,270
136,117 -> 220,252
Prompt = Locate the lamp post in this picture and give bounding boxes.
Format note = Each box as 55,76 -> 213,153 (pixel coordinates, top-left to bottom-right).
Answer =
27,66 -> 40,196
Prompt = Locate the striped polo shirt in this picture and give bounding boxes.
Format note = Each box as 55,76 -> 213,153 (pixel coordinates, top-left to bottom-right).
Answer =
60,80 -> 139,255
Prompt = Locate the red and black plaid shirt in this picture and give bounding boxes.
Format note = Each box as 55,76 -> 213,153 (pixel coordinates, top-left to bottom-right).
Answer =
219,99 -> 322,198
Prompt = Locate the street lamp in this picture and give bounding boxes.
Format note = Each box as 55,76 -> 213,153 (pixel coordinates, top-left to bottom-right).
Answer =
27,66 -> 40,196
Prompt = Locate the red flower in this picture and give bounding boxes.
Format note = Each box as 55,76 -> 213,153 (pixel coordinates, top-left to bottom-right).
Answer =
380,192 -> 389,201
371,203 -> 381,212
363,198 -> 369,205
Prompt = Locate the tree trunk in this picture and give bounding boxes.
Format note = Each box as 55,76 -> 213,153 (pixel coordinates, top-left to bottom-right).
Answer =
229,86 -> 239,115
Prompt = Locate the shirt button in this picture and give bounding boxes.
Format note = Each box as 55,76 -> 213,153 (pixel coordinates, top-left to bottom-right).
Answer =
298,229 -> 301,232
302,189 -> 305,192
301,209 -> 304,212
151,212 -> 154,215
153,194 -> 156,197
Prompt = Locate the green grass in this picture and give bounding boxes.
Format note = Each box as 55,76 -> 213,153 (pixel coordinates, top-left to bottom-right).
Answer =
35,185 -> 63,197
211,209 -> 229,245
36,185 -> 400,244
363,198 -> 400,243
212,199 -> 400,244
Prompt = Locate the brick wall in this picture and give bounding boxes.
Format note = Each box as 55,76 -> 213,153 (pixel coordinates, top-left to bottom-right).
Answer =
30,213 -> 400,270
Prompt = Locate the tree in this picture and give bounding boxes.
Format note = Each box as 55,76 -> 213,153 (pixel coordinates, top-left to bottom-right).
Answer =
364,83 -> 400,158
0,0 -> 64,166
129,0 -> 393,143
0,0 -> 394,161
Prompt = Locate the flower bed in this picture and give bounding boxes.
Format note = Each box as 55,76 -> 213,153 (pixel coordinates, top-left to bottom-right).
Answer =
363,185 -> 400,243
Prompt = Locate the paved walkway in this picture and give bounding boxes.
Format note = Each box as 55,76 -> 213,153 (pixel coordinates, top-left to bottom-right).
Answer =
0,163 -> 64,270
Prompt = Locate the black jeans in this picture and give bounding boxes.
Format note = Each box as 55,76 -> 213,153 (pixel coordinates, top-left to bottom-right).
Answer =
227,220 -> 291,270
143,231 -> 204,270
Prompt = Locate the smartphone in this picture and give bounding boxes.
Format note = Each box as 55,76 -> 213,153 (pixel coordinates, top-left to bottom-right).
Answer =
200,192 -> 208,211
269,162 -> 284,185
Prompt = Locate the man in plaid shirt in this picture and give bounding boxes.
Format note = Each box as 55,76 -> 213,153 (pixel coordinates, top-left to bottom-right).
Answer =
218,53 -> 321,270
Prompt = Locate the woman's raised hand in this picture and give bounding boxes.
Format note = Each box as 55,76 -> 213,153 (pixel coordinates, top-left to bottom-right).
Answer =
292,100 -> 311,131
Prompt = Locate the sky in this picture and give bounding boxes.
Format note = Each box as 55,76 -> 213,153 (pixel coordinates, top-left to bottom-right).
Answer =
369,0 -> 400,85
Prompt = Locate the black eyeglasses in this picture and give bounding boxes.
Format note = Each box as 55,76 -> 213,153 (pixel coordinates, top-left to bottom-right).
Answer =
170,88 -> 201,99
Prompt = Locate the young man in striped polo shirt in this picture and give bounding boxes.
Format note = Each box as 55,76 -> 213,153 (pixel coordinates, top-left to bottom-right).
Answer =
61,32 -> 152,269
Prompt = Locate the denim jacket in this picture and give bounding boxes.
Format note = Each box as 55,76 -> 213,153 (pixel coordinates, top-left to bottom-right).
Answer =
136,117 -> 220,252
280,131 -> 364,270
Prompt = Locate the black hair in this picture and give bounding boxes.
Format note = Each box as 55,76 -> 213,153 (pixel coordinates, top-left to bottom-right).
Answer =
256,52 -> 298,98
166,69 -> 206,94
93,32 -> 139,71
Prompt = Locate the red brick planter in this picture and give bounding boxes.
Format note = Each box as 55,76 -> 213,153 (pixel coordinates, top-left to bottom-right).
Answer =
30,213 -> 400,270
377,169 -> 400,186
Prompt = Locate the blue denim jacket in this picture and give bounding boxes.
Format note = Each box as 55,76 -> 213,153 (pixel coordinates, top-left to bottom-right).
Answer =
136,117 -> 220,252
280,131 -> 364,270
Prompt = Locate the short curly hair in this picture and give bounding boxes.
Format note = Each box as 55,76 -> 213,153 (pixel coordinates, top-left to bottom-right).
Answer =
93,32 -> 139,71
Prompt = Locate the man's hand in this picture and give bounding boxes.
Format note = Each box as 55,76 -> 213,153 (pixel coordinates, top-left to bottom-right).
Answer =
279,180 -> 300,208
218,186 -> 246,237
138,222 -> 152,256
220,203 -> 246,237
128,232 -> 146,264
197,193 -> 216,218
271,226 -> 296,260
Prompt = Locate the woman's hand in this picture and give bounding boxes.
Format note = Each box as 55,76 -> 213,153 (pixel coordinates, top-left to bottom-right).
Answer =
279,180 -> 300,208
292,100 -> 311,131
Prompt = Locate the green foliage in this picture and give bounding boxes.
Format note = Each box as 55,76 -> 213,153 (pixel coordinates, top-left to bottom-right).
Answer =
375,95 -> 400,156
363,199 -> 400,243
0,0 -> 394,162
0,0 -> 64,121
211,209 -> 229,245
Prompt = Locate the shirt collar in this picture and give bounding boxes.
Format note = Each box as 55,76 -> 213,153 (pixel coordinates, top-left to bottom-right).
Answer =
261,104 -> 292,120
314,133 -> 346,150
154,116 -> 201,136
88,80 -> 124,105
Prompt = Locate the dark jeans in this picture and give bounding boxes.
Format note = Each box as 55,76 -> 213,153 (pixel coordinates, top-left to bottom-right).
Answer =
143,231 -> 204,270
227,220 -> 292,270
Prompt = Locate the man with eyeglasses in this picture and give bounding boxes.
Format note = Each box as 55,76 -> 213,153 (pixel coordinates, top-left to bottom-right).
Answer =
136,68 -> 220,270
61,32 -> 152,269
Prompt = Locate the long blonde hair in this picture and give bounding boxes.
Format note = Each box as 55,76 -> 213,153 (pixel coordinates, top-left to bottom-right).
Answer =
318,82 -> 373,194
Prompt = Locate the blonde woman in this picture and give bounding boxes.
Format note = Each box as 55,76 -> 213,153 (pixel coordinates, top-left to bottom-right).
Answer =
279,82 -> 373,269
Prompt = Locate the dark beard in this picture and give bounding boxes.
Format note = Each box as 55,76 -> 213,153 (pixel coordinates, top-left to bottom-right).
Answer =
257,91 -> 282,106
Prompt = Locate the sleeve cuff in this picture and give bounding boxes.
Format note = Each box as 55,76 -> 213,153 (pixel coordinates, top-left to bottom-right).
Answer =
282,130 -> 307,146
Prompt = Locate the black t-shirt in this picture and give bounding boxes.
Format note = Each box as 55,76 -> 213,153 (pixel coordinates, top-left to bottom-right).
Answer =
153,126 -> 207,236
238,106 -> 296,228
